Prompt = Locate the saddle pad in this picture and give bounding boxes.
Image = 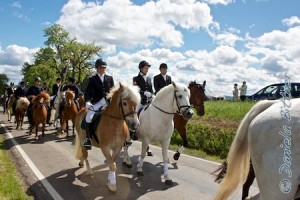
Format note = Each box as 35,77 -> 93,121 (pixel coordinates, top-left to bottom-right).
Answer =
81,111 -> 102,132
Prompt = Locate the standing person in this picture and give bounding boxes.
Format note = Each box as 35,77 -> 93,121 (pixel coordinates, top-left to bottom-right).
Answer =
84,58 -> 114,150
153,63 -> 172,94
27,77 -> 45,128
12,81 -> 28,114
131,60 -> 153,140
239,81 -> 247,101
232,83 -> 239,102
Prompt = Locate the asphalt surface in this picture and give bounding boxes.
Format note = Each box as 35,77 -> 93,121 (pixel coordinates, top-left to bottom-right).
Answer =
0,108 -> 258,200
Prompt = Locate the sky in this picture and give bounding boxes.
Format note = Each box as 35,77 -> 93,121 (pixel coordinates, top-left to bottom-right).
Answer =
0,0 -> 300,97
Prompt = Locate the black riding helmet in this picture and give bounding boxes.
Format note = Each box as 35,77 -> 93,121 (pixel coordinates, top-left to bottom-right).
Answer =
138,60 -> 151,70
95,58 -> 107,68
159,63 -> 168,69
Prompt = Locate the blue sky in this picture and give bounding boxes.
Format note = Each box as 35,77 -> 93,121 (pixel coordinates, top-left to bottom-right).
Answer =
1,0 -> 300,96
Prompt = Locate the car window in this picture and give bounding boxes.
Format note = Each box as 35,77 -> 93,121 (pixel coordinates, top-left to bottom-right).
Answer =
263,85 -> 278,95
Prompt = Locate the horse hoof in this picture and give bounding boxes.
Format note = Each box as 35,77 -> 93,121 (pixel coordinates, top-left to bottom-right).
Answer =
147,151 -> 153,156
137,171 -> 144,176
123,162 -> 132,168
173,152 -> 180,160
107,183 -> 117,192
165,179 -> 173,186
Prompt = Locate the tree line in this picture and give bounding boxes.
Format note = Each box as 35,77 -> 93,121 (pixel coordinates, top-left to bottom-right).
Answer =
0,24 -> 103,94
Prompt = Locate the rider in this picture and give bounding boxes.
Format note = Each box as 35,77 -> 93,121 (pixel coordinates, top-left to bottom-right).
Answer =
153,63 -> 172,94
50,77 -> 61,108
12,81 -> 28,114
59,77 -> 81,116
83,58 -> 114,150
132,60 -> 153,140
5,82 -> 14,110
27,77 -> 45,128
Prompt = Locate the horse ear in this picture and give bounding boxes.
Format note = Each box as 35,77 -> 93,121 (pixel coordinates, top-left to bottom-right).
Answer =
119,82 -> 124,90
171,81 -> 176,88
203,80 -> 206,88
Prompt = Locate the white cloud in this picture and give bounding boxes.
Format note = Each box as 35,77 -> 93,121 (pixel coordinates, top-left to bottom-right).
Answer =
57,0 -> 214,53
282,16 -> 300,27
10,1 -> 22,8
202,0 -> 235,5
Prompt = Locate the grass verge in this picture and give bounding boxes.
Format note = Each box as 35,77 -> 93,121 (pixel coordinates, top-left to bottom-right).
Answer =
0,134 -> 32,200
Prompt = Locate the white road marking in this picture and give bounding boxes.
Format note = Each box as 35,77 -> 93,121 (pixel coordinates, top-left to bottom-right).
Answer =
1,123 -> 63,200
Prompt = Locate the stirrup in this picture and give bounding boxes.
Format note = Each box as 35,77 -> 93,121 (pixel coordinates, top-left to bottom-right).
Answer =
83,138 -> 92,150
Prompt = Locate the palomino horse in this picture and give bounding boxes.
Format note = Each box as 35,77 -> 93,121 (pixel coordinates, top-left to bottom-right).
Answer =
214,99 -> 300,200
75,83 -> 140,192
7,95 -> 15,122
78,95 -> 85,110
30,92 -> 50,139
15,97 -> 30,130
126,82 -> 193,185
173,80 -> 206,160
60,90 -> 78,136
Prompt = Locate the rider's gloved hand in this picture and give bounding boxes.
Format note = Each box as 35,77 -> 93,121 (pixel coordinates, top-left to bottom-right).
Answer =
144,91 -> 152,98
85,102 -> 93,109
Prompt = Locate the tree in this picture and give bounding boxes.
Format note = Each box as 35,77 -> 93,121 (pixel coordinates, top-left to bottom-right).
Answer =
22,24 -> 102,87
0,74 -> 9,95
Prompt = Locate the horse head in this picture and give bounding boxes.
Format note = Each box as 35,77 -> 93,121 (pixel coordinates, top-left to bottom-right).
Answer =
172,82 -> 194,120
188,81 -> 206,116
107,82 -> 141,131
33,92 -> 50,109
16,97 -> 30,112
65,90 -> 75,107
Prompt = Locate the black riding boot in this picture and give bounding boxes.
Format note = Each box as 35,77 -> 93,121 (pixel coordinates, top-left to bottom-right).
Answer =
46,105 -> 51,125
83,123 -> 93,150
27,105 -> 33,129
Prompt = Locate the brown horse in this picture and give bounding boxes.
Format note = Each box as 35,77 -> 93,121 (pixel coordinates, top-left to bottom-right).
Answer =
61,90 -> 78,136
75,82 -> 140,192
173,80 -> 206,160
30,92 -> 50,139
78,95 -> 85,110
15,97 -> 30,129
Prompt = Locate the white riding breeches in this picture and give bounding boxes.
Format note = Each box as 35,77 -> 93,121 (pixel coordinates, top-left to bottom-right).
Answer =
85,98 -> 107,123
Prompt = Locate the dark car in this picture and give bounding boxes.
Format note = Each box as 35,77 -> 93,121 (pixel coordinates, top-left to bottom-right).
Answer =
247,82 -> 300,101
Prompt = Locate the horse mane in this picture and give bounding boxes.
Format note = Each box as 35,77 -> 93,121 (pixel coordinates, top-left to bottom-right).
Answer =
32,91 -> 50,105
107,82 -> 141,105
153,83 -> 174,101
16,97 -> 30,109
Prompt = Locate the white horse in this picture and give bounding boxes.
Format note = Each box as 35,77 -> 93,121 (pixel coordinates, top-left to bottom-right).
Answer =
214,98 -> 300,200
51,85 -> 65,128
124,82 -> 193,185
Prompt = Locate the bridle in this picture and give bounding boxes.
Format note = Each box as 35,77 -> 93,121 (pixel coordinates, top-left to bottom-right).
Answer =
189,83 -> 205,109
101,97 -> 137,122
152,86 -> 191,116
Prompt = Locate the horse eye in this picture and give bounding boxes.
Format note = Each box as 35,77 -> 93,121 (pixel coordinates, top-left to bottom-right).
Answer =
122,101 -> 127,106
178,95 -> 182,98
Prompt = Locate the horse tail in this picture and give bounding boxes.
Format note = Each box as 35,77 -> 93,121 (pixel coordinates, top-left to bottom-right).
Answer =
214,100 -> 278,200
74,108 -> 87,160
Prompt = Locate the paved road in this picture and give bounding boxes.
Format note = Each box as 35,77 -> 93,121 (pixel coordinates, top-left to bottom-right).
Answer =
0,110 -> 258,200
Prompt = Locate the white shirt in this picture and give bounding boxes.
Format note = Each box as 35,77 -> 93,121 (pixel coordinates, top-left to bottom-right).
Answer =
98,73 -> 105,82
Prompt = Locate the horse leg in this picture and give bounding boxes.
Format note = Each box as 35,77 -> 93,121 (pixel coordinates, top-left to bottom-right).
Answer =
174,123 -> 187,161
162,139 -> 173,185
42,122 -> 46,137
35,124 -> 39,140
66,119 -> 69,137
107,162 -> 117,192
242,163 -> 255,200
137,141 -> 149,176
123,146 -> 132,168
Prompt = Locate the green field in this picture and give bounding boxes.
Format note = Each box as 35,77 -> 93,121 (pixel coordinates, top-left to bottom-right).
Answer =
170,100 -> 256,161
